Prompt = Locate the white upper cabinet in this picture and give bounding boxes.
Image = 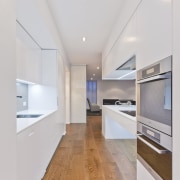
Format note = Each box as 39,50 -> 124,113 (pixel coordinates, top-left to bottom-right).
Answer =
136,0 -> 172,70
41,50 -> 57,87
102,12 -> 137,78
16,22 -> 42,84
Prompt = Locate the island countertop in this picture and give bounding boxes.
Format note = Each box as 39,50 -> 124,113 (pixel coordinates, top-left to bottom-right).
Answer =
102,105 -> 136,121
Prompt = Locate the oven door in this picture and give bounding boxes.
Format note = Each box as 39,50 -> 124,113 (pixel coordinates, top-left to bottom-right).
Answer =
137,72 -> 172,136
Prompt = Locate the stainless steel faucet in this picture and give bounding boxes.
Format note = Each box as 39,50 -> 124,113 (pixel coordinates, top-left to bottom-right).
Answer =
115,100 -> 132,105
115,100 -> 122,105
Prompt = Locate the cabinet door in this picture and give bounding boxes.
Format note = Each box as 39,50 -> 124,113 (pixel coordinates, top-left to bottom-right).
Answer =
42,50 -> 57,87
113,12 -> 137,69
136,0 -> 172,70
17,124 -> 42,180
137,160 -> 155,180
25,45 -> 41,84
16,22 -> 42,84
39,113 -> 61,172
102,12 -> 137,78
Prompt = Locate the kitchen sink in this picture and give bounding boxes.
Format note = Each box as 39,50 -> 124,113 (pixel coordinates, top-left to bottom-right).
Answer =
16,114 -> 43,118
120,110 -> 136,117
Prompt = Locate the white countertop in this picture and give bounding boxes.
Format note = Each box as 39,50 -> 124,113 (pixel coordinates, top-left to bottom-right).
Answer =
16,109 -> 57,134
102,105 -> 136,121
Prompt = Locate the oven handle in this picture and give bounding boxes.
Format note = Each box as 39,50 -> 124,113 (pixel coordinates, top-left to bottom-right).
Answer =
137,134 -> 170,154
137,74 -> 168,84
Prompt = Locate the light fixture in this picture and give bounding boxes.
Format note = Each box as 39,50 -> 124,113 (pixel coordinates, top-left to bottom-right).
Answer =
126,37 -> 136,42
118,70 -> 136,79
82,37 -> 86,42
97,66 -> 100,70
93,74 -> 95,76
16,79 -> 36,85
90,78 -> 93,80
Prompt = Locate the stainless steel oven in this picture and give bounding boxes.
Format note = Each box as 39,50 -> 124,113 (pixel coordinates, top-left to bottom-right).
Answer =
137,56 -> 172,151
137,56 -> 172,180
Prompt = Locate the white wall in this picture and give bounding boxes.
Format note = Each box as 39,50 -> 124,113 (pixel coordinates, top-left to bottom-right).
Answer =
97,80 -> 136,107
0,1 -> 16,179
173,0 -> 180,179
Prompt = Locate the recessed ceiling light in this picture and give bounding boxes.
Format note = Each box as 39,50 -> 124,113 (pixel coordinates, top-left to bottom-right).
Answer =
93,74 -> 95,76
97,66 -> 100,70
82,37 -> 86,42
126,36 -> 136,42
91,78 -> 93,80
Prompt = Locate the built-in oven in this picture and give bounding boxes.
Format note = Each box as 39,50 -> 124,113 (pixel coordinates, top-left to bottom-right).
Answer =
137,56 -> 172,180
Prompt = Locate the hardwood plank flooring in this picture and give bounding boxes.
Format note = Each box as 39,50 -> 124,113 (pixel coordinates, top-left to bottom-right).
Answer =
43,116 -> 136,180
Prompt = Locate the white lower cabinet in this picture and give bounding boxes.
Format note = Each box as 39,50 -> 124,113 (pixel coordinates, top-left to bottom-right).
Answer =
17,113 -> 62,180
137,160 -> 155,180
17,124 -> 42,180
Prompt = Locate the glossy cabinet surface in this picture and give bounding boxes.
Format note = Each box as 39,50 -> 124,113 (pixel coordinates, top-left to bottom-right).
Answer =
102,12 -> 137,78
42,50 -> 57,87
16,22 -> 42,84
71,65 -> 86,123
17,123 -> 42,180
136,0 -> 172,70
17,113 -> 62,180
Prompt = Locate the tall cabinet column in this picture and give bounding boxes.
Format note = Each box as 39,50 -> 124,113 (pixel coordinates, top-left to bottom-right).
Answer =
70,65 -> 86,123
0,1 -> 16,179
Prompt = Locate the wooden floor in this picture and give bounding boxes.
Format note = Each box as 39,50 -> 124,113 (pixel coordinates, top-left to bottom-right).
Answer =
43,116 -> 137,180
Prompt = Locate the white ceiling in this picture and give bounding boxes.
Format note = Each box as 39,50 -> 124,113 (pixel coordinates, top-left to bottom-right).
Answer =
47,0 -> 125,80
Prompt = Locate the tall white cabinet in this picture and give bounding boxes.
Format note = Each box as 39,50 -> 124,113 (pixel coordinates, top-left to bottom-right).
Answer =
0,1 -> 16,180
70,65 -> 86,123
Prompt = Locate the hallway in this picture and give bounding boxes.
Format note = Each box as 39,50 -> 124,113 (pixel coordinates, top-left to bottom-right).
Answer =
43,116 -> 136,180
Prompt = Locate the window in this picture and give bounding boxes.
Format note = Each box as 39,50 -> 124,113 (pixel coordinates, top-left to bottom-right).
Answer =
86,80 -> 97,104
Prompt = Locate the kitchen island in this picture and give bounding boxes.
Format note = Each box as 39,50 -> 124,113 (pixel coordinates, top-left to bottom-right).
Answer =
102,105 -> 136,139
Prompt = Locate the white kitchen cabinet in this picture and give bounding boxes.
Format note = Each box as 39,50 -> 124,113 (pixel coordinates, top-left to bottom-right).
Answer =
16,22 -> 42,84
41,50 -> 57,87
17,123 -> 42,180
40,113 -> 61,170
102,12 -> 137,78
136,0 -> 172,70
137,160 -> 155,180
71,65 -> 86,123
17,112 -> 62,180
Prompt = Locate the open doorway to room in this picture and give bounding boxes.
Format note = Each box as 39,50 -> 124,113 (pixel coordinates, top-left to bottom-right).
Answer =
87,80 -> 97,104
86,80 -> 101,116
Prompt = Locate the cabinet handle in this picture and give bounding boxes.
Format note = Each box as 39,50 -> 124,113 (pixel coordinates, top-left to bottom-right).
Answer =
28,132 -> 35,137
137,134 -> 170,154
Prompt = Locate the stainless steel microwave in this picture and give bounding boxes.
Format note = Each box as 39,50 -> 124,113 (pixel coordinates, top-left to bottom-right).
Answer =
137,56 -> 172,151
